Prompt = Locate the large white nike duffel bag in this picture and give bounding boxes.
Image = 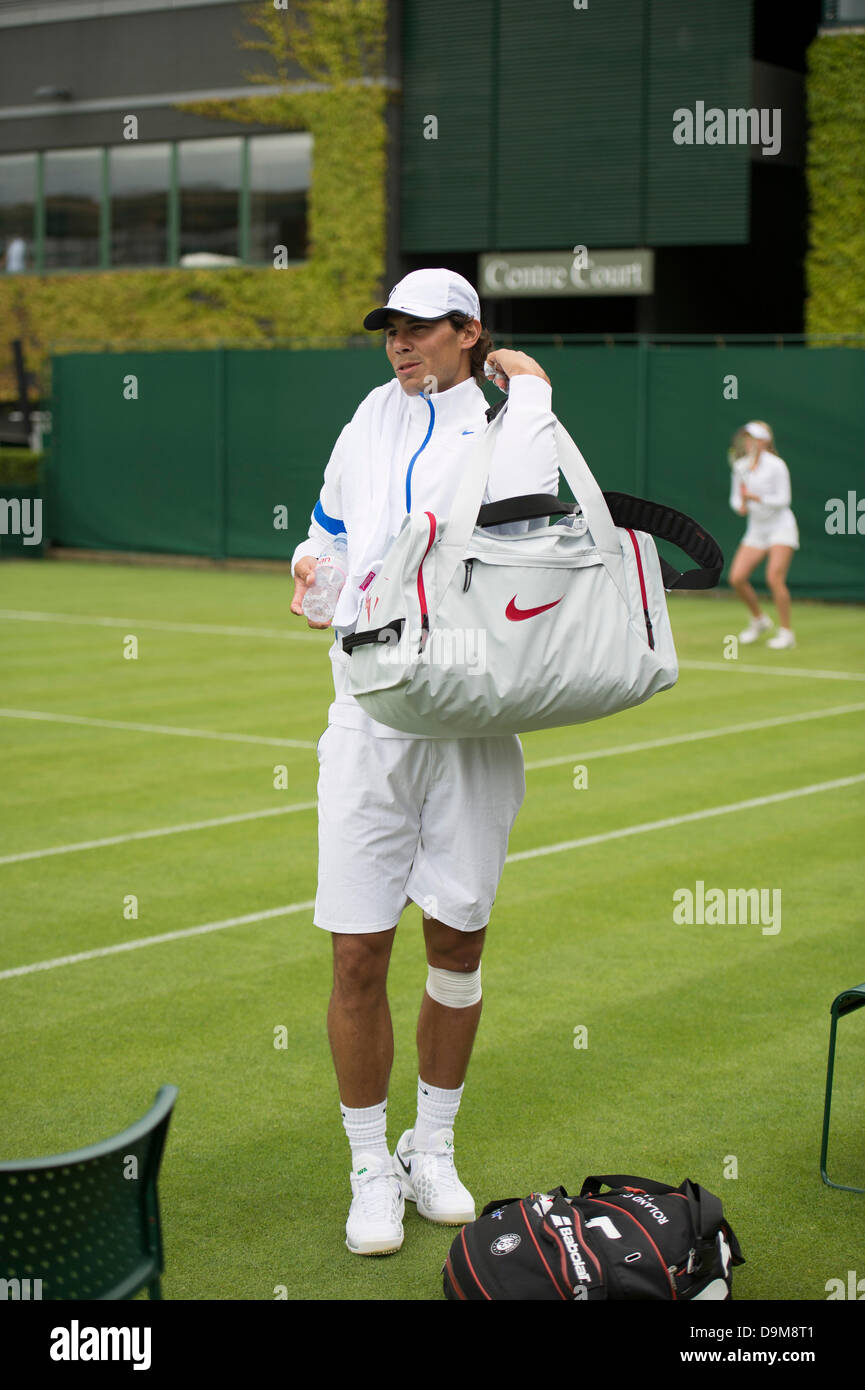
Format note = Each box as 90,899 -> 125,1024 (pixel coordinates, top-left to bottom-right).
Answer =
343,402 -> 722,737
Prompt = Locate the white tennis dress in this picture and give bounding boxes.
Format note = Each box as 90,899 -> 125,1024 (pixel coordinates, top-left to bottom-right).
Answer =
292,373 -> 559,933
729,450 -> 799,550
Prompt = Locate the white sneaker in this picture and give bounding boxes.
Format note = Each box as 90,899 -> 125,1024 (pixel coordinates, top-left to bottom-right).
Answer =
393,1128 -> 476,1226
768,628 -> 796,650
738,615 -> 772,644
345,1153 -> 404,1256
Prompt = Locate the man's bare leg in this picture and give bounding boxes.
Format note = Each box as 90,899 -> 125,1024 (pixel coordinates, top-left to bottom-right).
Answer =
328,927 -> 396,1106
417,918 -> 485,1088
393,915 -> 483,1223
330,927 -> 405,1255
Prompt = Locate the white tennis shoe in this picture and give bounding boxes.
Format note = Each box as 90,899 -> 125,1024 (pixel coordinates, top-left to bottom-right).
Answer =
739,615 -> 773,644
345,1153 -> 405,1256
393,1128 -> 476,1225
768,628 -> 796,649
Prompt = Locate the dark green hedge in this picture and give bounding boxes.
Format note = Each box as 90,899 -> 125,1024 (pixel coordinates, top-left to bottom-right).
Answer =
0,449 -> 43,486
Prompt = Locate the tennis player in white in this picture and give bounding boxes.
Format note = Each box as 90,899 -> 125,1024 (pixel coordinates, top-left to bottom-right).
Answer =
290,268 -> 559,1255
728,420 -> 799,649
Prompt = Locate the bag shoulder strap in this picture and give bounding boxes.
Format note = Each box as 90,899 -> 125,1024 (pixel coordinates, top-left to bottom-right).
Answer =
475,492 -> 723,591
580,1173 -> 674,1198
438,403 -> 626,605
477,495 -> 579,527
579,1174 -> 740,1254
602,492 -> 724,591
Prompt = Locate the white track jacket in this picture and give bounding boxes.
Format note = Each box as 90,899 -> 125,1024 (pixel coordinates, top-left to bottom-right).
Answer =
292,372 -> 560,737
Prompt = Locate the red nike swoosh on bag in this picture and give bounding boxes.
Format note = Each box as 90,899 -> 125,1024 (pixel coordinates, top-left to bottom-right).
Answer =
505,596 -> 563,621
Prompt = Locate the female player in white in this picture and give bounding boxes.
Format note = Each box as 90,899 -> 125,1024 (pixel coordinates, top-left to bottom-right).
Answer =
728,420 -> 799,649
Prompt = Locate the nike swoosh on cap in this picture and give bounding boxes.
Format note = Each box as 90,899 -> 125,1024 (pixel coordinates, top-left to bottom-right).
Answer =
506,596 -> 563,621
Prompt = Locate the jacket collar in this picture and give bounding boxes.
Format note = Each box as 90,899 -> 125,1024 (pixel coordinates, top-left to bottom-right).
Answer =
404,372 -> 488,425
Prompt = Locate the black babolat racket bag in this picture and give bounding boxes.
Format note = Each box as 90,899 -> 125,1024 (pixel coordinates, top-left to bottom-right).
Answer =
442,1174 -> 744,1301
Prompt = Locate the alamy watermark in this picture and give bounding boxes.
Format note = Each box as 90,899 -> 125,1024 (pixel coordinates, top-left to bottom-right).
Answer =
0,1277 -> 43,1299
375,625 -> 486,675
826,1271 -> 865,1299
0,496 -> 42,546
825,492 -> 865,535
673,881 -> 781,935
673,102 -> 781,158
50,1322 -> 151,1369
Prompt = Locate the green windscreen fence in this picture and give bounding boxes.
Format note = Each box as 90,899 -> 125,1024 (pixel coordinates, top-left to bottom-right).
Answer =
46,342 -> 865,600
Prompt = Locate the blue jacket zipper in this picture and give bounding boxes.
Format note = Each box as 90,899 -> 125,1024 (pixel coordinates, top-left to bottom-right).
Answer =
405,397 -> 435,513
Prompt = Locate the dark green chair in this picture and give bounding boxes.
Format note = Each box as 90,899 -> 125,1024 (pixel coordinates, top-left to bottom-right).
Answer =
820,986 -> 865,1194
0,1085 -> 178,1299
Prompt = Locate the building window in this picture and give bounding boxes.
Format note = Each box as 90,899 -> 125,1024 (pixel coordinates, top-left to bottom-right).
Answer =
3,133 -> 311,273
0,153 -> 35,274
179,136 -> 241,264
110,143 -> 171,268
249,133 -> 311,264
43,147 -> 102,268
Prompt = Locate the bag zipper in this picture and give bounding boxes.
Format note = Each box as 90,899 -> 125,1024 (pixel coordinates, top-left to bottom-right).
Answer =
463,558 -> 474,592
416,511 -> 437,653
625,527 -> 655,650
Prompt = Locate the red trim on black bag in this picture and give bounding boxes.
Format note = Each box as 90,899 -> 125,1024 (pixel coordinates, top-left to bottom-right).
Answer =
519,1201 -> 569,1300
445,1253 -> 467,1300
459,1227 -> 492,1300
548,1225 -> 572,1293
570,1207 -> 604,1283
625,528 -> 655,650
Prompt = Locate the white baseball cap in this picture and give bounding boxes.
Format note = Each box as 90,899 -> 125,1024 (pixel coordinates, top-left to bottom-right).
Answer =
363,268 -> 481,330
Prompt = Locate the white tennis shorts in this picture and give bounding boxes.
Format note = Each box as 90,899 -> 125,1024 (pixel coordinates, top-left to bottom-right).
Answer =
313,724 -> 525,934
742,509 -> 800,551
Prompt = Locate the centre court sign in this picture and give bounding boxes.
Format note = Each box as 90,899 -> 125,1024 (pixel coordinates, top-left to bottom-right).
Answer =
480,249 -> 654,297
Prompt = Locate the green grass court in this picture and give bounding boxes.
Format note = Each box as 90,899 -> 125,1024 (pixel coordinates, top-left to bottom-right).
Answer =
1,558 -> 863,1301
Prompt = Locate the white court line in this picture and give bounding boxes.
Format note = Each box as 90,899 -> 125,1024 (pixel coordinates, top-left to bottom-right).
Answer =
3,701 -> 860,866
679,659 -> 865,683
507,772 -> 865,863
0,802 -> 318,866
0,708 -> 316,750
0,902 -> 316,980
3,613 -> 863,673
523,702 -> 865,771
2,772 -> 862,981
0,609 -> 323,641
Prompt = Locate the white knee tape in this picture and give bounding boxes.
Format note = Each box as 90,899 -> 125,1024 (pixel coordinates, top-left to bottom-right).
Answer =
425,964 -> 482,1009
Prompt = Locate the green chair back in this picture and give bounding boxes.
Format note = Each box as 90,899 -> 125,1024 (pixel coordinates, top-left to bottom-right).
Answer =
820,986 -> 865,1194
0,1085 -> 178,1299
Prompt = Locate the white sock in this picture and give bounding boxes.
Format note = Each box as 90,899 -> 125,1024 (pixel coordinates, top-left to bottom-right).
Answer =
413,1077 -> 464,1149
340,1099 -> 389,1169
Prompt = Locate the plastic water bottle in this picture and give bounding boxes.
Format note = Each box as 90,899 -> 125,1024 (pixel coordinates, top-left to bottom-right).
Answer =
302,534 -> 348,624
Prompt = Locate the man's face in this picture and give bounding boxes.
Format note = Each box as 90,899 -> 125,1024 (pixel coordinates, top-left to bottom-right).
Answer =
384,312 -> 480,396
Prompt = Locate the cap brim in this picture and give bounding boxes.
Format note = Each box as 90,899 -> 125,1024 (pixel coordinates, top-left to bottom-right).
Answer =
363,305 -> 454,331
